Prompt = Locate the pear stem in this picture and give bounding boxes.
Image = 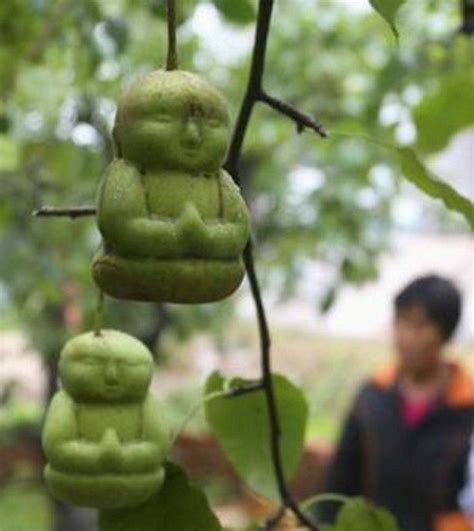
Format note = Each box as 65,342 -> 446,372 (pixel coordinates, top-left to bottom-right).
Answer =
94,290 -> 105,337
166,0 -> 178,70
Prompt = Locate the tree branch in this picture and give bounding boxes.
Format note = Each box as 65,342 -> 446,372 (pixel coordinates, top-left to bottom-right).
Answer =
224,1 -> 322,529
33,206 -> 97,219
263,506 -> 286,530
259,91 -> 328,137
224,381 -> 264,398
166,0 -> 178,70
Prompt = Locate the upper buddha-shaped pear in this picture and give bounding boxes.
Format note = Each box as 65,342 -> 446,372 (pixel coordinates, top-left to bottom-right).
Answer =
93,69 -> 251,303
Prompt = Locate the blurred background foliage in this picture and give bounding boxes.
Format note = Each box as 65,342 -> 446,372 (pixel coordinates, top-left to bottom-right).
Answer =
0,0 -> 472,529
0,0 -> 471,365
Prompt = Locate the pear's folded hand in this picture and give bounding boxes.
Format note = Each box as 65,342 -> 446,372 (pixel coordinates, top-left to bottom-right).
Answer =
99,428 -> 123,470
47,439 -> 105,474
177,202 -> 209,253
117,441 -> 164,473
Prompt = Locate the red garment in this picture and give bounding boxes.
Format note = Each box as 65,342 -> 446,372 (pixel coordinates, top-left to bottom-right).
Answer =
401,394 -> 435,426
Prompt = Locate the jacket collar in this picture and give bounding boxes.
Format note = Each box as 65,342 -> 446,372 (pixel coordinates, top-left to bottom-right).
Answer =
372,361 -> 474,408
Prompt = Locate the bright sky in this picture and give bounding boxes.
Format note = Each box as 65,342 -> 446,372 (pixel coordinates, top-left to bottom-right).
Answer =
187,1 -> 372,63
186,3 -> 253,63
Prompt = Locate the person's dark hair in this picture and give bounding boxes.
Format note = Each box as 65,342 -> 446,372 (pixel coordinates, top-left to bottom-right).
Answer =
394,274 -> 462,341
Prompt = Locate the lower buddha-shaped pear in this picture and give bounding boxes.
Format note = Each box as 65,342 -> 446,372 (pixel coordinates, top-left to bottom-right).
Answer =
42,330 -> 170,509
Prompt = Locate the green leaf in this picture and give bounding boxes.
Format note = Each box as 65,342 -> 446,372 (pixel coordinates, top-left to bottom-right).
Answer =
204,371 -> 308,501
98,461 -> 222,531
212,0 -> 256,24
333,497 -> 399,531
397,147 -> 474,230
369,0 -> 406,39
414,69 -> 474,154
332,131 -> 474,230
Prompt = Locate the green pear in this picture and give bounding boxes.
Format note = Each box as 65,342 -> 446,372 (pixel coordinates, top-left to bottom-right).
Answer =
93,69 -> 251,303
42,330 -> 170,509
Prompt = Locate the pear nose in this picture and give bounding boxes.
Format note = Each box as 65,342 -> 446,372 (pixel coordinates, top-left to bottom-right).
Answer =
104,360 -> 119,385
182,119 -> 201,148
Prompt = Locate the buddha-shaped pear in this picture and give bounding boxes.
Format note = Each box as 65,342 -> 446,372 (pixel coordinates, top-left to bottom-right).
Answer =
42,330 -> 170,509
93,69 -> 251,303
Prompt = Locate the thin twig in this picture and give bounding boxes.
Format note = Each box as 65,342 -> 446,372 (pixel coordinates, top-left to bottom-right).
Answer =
259,91 -> 328,137
244,240 -> 318,530
33,206 -> 96,219
94,290 -> 105,337
263,506 -> 286,530
224,0 -> 274,180
169,390 -> 227,451
225,381 -> 264,397
224,1 -> 322,528
166,0 -> 178,70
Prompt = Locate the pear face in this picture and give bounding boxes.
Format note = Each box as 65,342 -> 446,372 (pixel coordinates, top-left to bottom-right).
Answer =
59,330 -> 153,403
114,70 -> 230,173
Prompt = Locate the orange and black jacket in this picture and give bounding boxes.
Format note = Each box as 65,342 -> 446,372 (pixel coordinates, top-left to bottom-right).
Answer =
319,363 -> 474,531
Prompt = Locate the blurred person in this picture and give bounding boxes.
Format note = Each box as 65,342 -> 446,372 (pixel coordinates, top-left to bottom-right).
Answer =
317,274 -> 474,531
459,434 -> 474,526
